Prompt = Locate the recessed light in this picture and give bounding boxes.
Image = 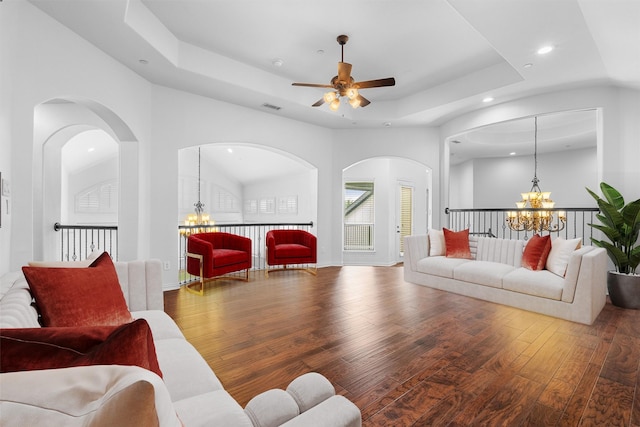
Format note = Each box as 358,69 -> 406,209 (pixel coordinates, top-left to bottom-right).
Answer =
139,59 -> 149,65
383,122 -> 392,127
271,58 -> 283,67
317,49 -> 325,55
509,152 -> 516,156
88,147 -> 95,153
227,148 -> 233,154
537,45 -> 553,55
482,97 -> 494,103
523,63 -> 533,69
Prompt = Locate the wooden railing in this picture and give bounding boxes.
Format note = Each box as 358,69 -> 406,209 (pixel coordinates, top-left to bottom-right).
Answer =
53,222 -> 118,261
177,222 -> 314,285
444,207 -> 600,245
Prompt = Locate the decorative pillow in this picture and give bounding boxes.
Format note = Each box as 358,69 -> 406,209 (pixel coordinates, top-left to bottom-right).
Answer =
0,318 -> 162,378
443,228 -> 472,259
521,234 -> 552,271
428,228 -> 445,256
546,237 -> 582,277
22,252 -> 133,327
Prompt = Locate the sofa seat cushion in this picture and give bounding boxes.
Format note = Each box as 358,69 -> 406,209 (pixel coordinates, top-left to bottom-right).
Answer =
275,244 -> 312,259
453,261 -> 516,288
132,310 -> 185,341
416,256 -> 471,279
153,338 -> 225,402
211,249 -> 250,267
173,390 -> 253,427
502,268 -> 565,300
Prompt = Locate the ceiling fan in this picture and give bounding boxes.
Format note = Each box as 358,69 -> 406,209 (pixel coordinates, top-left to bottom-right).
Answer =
292,35 -> 395,110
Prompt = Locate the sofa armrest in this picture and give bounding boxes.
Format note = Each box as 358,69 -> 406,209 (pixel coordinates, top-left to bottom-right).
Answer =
404,235 -> 428,272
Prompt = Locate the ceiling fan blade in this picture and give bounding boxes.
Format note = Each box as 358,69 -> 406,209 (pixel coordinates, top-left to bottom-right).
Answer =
337,62 -> 352,83
312,98 -> 325,107
354,77 -> 396,89
357,94 -> 371,107
292,82 -> 334,88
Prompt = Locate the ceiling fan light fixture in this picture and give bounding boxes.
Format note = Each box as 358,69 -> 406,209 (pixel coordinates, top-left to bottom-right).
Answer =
324,91 -> 337,103
349,97 -> 361,108
329,98 -> 340,111
346,87 -> 359,99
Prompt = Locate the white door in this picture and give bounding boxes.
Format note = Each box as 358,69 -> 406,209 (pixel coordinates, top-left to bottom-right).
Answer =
396,183 -> 414,262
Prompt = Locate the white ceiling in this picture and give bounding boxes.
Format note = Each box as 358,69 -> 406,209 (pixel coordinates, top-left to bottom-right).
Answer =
29,0 -> 640,131
30,0 -> 639,183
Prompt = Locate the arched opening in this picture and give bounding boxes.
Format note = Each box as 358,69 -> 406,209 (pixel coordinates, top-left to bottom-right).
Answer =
34,98 -> 138,261
177,142 -> 318,277
342,157 -> 431,266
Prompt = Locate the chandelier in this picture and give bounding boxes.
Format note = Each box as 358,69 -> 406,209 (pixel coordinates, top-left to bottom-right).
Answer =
506,116 -> 566,233
182,147 -> 212,234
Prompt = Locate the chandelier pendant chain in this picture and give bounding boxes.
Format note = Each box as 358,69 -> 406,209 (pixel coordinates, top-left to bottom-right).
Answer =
506,115 -> 566,233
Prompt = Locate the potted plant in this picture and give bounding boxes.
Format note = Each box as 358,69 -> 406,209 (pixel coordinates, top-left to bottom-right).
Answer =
586,182 -> 640,309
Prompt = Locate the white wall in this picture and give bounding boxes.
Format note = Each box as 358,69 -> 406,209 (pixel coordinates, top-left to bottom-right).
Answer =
243,170 -> 316,225
440,86 -> 640,212
450,147 -> 597,208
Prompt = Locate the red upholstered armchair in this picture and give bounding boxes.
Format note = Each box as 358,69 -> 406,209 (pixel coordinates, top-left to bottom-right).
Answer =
265,229 -> 317,277
186,232 -> 252,295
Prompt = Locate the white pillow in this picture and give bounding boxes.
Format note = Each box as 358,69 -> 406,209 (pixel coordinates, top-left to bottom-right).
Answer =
428,228 -> 445,256
546,237 -> 582,277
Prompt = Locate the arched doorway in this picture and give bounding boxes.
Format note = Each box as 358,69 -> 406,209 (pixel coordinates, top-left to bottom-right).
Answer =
34,98 -> 138,261
342,157 -> 431,266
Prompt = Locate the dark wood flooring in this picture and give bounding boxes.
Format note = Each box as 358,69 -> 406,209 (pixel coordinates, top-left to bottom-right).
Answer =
163,265 -> 640,426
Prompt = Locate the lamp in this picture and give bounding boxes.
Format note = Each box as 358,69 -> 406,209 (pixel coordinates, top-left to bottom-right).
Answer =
182,147 -> 212,234
506,116 -> 566,233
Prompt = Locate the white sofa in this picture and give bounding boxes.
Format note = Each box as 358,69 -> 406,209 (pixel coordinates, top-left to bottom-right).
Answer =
0,260 -> 362,427
403,234 -> 608,325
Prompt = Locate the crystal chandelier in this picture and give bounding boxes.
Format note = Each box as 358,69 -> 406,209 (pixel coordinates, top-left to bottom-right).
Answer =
506,116 -> 566,233
183,147 -> 212,234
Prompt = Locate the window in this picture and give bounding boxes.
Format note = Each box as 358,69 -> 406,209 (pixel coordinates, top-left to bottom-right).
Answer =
75,180 -> 117,213
344,181 -> 374,251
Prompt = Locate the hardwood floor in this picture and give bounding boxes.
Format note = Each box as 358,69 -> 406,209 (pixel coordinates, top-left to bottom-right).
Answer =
163,265 -> 640,426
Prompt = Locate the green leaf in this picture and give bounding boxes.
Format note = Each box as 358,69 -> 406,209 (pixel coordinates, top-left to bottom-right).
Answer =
600,182 -> 625,210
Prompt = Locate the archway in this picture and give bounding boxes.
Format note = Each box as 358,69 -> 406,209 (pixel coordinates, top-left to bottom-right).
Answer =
342,157 -> 431,266
34,98 -> 138,261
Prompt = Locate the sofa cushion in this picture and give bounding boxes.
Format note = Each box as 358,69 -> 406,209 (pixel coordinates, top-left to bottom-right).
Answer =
416,256 -> 471,279
546,237 -> 582,277
503,268 -> 564,300
173,390 -> 254,427
521,234 -> 551,271
274,244 -> 312,259
453,261 -> 516,288
0,365 -> 179,427
0,318 -> 162,378
153,338 -> 225,402
428,229 -> 445,256
22,252 -> 133,327
443,228 -> 472,259
212,248 -> 251,267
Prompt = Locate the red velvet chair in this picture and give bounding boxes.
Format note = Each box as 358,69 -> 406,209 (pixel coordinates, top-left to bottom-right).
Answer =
186,232 -> 252,295
265,230 -> 317,277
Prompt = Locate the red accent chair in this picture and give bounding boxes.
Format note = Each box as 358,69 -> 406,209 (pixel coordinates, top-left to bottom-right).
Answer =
265,230 -> 317,277
186,232 -> 252,295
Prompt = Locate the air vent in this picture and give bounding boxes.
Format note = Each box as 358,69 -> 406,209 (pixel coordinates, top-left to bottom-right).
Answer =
261,103 -> 282,111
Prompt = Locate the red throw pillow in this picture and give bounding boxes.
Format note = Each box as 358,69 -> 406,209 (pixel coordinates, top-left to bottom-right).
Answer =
443,228 -> 472,259
22,252 -> 133,327
522,234 -> 552,271
0,319 -> 162,378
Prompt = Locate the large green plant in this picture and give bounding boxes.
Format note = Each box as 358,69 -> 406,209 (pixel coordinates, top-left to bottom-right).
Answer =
586,182 -> 640,274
